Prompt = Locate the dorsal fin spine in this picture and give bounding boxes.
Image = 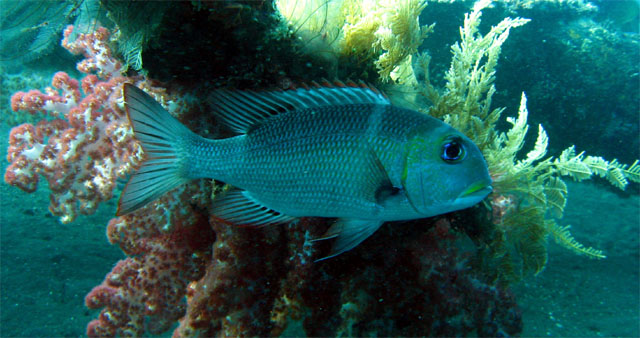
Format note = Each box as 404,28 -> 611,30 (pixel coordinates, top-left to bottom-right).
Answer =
280,91 -> 311,108
334,80 -> 346,88
220,92 -> 256,118
236,91 -> 272,116
210,84 -> 389,134
333,90 -> 352,103
308,90 -> 332,106
256,91 -> 292,111
215,93 -> 257,130
320,79 -> 332,87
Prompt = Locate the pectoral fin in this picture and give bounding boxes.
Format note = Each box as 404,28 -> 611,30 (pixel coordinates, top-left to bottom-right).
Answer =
315,218 -> 384,261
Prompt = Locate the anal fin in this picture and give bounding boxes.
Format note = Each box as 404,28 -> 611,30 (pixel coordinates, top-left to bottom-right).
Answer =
315,218 -> 384,261
212,189 -> 296,226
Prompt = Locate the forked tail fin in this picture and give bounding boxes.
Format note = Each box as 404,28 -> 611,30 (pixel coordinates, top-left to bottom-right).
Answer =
117,84 -> 195,215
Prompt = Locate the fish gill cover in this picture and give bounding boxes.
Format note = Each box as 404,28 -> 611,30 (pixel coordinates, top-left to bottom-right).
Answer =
1,0 -> 639,336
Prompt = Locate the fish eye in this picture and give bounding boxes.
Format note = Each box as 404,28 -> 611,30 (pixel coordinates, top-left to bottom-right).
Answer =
441,139 -> 465,163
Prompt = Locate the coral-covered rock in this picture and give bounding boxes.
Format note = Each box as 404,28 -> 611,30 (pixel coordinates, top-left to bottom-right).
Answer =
298,218 -> 522,336
85,185 -> 214,337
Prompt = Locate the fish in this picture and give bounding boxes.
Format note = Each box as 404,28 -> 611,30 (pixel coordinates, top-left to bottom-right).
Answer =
118,82 -> 492,260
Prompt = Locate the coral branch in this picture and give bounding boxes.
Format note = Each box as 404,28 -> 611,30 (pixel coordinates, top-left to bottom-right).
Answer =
4,25 -> 187,223
6,26 -> 136,222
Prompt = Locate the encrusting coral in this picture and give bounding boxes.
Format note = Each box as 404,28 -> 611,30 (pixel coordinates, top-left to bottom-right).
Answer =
401,0 -> 639,283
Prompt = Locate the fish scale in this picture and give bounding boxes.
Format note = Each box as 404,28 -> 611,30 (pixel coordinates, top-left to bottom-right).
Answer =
194,104 -> 406,217
119,83 -> 492,259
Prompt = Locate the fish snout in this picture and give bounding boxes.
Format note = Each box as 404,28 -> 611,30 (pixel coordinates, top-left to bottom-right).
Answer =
458,180 -> 493,199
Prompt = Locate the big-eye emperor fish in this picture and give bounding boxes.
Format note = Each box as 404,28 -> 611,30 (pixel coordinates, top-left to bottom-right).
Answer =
118,82 -> 492,260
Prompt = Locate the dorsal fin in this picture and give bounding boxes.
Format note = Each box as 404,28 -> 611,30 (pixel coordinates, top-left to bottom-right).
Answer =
209,82 -> 389,134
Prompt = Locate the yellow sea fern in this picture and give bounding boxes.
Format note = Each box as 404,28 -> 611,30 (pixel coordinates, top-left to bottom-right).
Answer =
409,0 -> 637,283
374,0 -> 433,80
276,0 -> 433,82
547,221 -> 606,259
417,0 -> 528,152
274,0 -> 348,60
342,0 -> 433,81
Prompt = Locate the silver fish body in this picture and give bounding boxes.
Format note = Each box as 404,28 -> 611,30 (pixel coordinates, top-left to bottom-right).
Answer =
119,83 -> 492,259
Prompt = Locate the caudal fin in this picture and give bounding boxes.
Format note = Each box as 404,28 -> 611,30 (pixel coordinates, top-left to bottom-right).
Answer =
117,84 -> 194,215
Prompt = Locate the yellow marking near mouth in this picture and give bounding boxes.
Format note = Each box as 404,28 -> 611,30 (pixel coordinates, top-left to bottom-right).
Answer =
461,181 -> 492,197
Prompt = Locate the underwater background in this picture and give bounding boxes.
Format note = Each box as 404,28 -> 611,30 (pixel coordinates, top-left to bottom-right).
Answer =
0,0 -> 638,336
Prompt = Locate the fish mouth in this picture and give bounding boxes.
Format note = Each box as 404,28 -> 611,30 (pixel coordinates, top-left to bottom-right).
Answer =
458,180 -> 493,200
